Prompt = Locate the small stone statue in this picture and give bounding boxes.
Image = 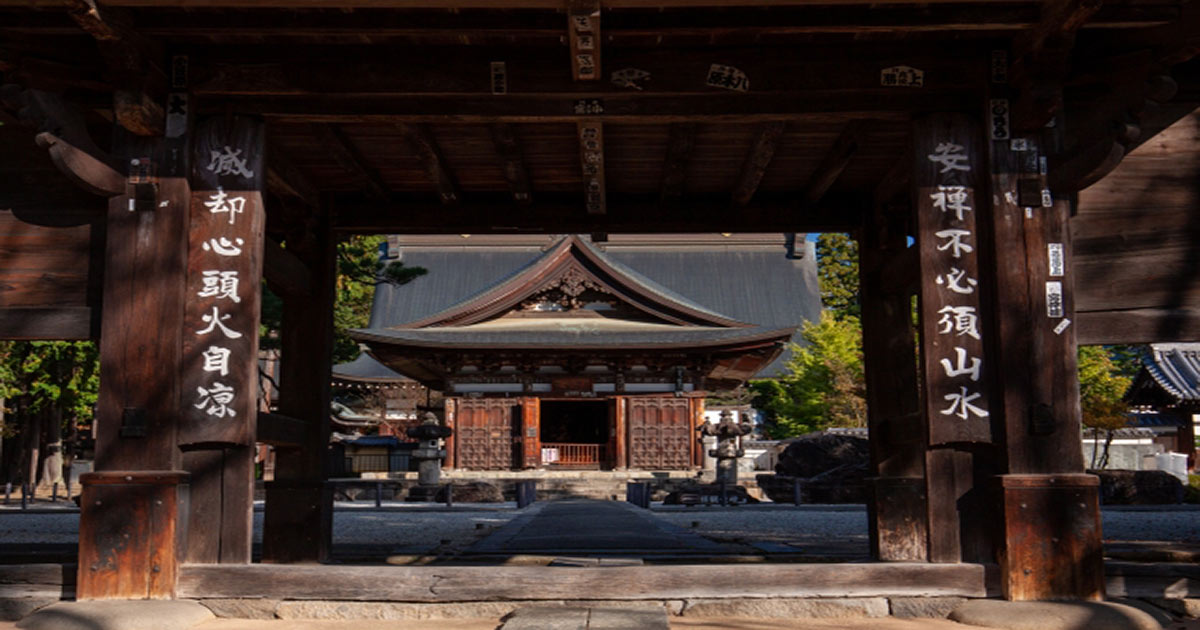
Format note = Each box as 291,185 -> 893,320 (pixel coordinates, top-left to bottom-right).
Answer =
697,409 -> 754,486
406,412 -> 452,501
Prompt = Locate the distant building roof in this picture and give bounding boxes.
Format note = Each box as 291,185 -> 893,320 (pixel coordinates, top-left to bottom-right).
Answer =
363,233 -> 821,377
1132,343 -> 1200,405
331,353 -> 410,384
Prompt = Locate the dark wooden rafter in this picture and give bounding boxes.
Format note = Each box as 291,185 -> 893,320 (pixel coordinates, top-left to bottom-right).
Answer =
64,0 -> 164,135
731,121 -> 786,207
1010,0 -> 1103,130
802,119 -> 867,204
489,123 -> 532,204
659,122 -> 696,204
578,121 -> 605,215
397,122 -> 460,204
568,0 -> 600,81
312,123 -> 389,199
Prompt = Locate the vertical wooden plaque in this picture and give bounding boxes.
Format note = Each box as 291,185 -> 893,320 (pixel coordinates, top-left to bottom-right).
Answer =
180,117 -> 265,447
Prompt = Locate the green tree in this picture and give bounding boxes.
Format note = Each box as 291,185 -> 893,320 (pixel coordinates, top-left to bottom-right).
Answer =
259,235 -> 427,365
816,233 -> 860,320
750,312 -> 866,437
1078,345 -> 1133,469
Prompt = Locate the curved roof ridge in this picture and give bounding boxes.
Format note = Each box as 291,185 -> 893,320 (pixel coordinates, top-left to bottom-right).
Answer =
1146,343 -> 1200,401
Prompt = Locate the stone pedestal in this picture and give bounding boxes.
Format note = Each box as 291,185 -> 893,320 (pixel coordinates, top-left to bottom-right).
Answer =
997,474 -> 1104,601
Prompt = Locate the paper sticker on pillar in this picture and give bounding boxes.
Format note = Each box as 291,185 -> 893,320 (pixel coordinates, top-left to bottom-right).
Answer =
990,50 -> 1007,84
490,62 -> 507,95
1053,318 -> 1072,336
989,99 -> 1010,140
611,68 -> 650,91
1045,281 -> 1064,318
1047,243 -> 1064,277
881,65 -> 924,88
707,64 -> 749,92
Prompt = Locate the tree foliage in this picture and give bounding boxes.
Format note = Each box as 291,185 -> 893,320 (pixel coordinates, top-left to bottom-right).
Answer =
260,235 -> 428,365
0,341 -> 99,423
1078,345 -> 1133,469
815,233 -> 860,320
750,312 -> 866,438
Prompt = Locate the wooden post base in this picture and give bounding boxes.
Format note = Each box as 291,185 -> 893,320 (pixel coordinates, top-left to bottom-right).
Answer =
868,476 -> 928,562
262,479 -> 332,564
997,474 -> 1103,601
77,471 -> 189,600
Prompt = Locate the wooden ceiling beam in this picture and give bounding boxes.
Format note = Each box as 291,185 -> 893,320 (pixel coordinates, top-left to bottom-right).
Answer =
489,123 -> 532,204
1010,0 -> 1103,130
0,0 -> 1175,11
331,192 -> 866,234
312,123 -> 390,199
801,120 -> 866,204
397,123 -> 460,204
731,121 -> 786,207
266,137 -> 319,208
659,122 -> 696,204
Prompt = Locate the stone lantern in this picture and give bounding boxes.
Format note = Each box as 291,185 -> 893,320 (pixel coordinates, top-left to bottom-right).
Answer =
697,409 -> 754,486
406,411 -> 452,501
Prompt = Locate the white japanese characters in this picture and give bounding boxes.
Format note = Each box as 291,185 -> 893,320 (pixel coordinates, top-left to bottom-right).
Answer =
191,145 -> 255,421
926,138 -> 989,422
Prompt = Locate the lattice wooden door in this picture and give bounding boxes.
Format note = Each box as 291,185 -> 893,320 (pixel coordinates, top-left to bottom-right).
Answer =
626,397 -> 692,469
455,399 -> 519,470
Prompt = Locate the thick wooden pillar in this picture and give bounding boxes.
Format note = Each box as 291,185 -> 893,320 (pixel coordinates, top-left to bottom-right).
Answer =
79,121 -> 191,599
179,116 -> 266,564
444,398 -> 457,470
984,103 -> 1102,600
614,396 -> 628,470
520,397 -> 540,469
261,217 -> 335,564
912,113 -> 997,565
860,204 -> 927,562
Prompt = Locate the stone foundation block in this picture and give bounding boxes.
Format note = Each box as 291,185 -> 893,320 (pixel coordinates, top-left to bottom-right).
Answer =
681,597 -> 888,618
889,596 -> 967,618
275,600 -> 524,620
1147,597 -> 1200,619
198,598 -> 280,619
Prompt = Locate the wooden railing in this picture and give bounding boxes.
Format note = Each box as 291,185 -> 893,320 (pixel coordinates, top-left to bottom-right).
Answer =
541,442 -> 605,467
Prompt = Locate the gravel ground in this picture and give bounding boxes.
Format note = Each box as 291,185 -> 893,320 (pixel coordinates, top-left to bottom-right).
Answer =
0,504 -> 1195,548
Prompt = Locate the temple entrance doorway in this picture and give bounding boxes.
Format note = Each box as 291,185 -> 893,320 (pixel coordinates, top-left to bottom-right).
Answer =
539,400 -> 611,469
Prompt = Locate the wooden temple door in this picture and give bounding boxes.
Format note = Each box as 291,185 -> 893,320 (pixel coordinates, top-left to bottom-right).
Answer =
626,397 -> 692,470
454,398 -> 520,470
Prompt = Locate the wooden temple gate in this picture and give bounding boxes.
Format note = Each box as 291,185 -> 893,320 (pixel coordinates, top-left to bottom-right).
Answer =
3,0 -> 1200,604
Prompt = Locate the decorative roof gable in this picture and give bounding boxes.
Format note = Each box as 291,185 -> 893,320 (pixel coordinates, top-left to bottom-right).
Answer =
398,235 -> 749,329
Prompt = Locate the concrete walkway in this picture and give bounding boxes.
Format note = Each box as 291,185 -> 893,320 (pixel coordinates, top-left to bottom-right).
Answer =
466,499 -> 732,556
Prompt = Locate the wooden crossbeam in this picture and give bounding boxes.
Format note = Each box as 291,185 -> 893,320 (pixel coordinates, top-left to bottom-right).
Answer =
489,123 -> 532,204
578,121 -> 606,214
802,120 -> 866,204
397,123 -> 460,204
256,411 -> 305,449
1010,0 -> 1104,129
331,192 -> 866,233
659,123 -> 696,204
312,123 -> 389,199
0,307 -> 95,340
731,121 -> 786,207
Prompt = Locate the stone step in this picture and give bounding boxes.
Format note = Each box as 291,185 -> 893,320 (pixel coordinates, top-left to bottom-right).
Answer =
500,606 -> 669,630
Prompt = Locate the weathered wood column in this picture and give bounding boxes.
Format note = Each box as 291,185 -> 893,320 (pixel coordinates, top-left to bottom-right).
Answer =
912,113 -> 997,565
860,204 -> 927,562
984,101 -> 1102,600
262,215 -> 335,563
79,130 -> 191,599
178,116 -> 266,564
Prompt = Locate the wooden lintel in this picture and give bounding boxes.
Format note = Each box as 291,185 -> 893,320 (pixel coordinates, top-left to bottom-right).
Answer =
568,0 -> 601,81
35,131 -> 124,196
802,120 -> 866,204
489,123 -> 532,204
264,237 -> 312,298
659,123 -> 696,204
1017,0 -> 1104,61
1076,309 -> 1200,345
312,123 -> 390,199
398,123 -> 460,204
332,193 -> 865,234
266,138 -> 319,208
0,306 -> 95,340
257,411 -> 305,449
1010,0 -> 1103,129
731,121 -> 786,207
578,121 -> 606,215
